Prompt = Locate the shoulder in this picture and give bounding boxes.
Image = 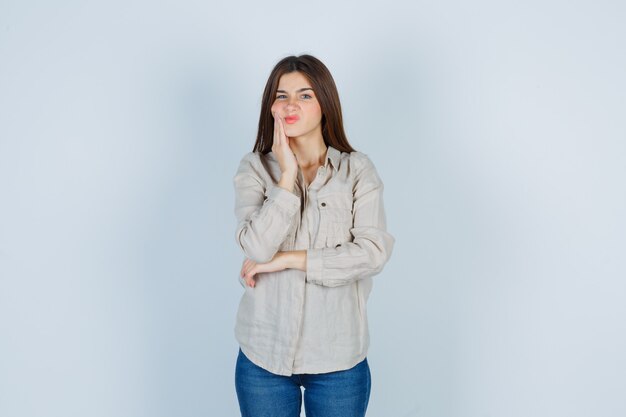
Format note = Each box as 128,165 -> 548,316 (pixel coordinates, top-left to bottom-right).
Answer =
235,151 -> 266,171
348,150 -> 379,173
233,151 -> 266,182
347,150 -> 384,187
238,151 -> 263,165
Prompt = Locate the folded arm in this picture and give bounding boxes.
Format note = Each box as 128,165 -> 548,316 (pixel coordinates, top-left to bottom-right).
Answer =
305,154 -> 395,287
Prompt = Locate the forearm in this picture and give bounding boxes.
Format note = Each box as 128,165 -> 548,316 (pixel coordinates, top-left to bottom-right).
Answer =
280,250 -> 307,271
305,230 -> 395,287
233,154 -> 302,263
235,178 -> 300,263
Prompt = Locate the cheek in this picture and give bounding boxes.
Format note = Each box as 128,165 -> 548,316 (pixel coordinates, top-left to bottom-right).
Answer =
309,102 -> 322,116
270,103 -> 276,112
270,101 -> 281,114
308,105 -> 322,120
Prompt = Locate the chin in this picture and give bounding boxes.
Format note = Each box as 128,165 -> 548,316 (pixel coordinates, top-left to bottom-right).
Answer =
285,127 -> 302,135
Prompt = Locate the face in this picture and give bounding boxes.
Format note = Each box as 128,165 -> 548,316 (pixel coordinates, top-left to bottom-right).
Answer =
271,71 -> 323,139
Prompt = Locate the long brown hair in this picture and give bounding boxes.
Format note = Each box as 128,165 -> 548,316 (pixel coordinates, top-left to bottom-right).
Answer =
253,54 -> 356,154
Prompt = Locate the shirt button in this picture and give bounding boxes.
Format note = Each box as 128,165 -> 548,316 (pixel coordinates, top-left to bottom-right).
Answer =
321,202 -> 326,207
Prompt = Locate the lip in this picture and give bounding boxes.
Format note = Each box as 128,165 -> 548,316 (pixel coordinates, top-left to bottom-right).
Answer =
284,115 -> 300,124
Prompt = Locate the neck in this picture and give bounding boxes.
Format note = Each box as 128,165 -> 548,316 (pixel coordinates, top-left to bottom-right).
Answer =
290,136 -> 328,168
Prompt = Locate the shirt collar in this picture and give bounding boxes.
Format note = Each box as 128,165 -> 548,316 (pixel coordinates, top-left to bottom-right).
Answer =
325,145 -> 341,169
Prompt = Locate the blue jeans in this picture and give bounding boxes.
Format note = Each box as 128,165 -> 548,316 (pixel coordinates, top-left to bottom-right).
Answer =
235,348 -> 371,417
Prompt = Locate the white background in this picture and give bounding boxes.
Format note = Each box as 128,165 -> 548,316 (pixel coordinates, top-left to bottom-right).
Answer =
1,1 -> 625,416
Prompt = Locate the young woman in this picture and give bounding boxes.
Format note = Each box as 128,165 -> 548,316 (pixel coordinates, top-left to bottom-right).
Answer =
232,54 -> 395,417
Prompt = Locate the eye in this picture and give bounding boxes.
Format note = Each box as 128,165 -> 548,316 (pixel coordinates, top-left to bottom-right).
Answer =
301,94 -> 312,99
276,94 -> 287,99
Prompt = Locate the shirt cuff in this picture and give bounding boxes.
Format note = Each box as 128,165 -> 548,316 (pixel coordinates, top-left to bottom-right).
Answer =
305,248 -> 324,285
267,184 -> 300,216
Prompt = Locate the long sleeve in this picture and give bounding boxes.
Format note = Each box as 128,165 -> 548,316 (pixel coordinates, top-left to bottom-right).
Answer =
233,153 -> 301,263
305,153 -> 395,287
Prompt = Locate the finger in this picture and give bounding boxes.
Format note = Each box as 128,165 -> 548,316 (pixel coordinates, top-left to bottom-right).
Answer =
280,114 -> 289,145
244,264 -> 256,280
277,115 -> 286,145
244,275 -> 253,287
245,278 -> 254,287
241,258 -> 251,277
274,112 -> 282,147
240,262 -> 245,277
278,115 -> 285,147
244,272 -> 256,287
244,259 -> 255,272
273,112 -> 278,146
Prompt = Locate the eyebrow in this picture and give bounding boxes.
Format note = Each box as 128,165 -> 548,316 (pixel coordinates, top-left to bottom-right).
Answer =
276,87 -> 314,93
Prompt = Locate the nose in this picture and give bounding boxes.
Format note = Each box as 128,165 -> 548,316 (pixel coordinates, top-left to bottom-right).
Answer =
284,96 -> 300,111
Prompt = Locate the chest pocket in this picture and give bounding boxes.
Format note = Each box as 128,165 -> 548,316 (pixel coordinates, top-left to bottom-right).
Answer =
318,191 -> 354,248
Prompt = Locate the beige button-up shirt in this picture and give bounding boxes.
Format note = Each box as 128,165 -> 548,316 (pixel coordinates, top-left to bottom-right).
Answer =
233,144 -> 395,376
